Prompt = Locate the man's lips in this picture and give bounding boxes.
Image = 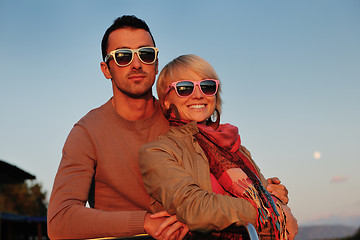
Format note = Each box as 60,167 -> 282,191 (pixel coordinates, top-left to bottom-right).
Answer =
128,74 -> 146,80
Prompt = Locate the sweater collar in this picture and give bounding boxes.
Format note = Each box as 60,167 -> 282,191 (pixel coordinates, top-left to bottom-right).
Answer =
102,98 -> 165,130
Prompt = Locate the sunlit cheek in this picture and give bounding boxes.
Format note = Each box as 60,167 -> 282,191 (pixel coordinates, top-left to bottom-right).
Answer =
209,98 -> 216,112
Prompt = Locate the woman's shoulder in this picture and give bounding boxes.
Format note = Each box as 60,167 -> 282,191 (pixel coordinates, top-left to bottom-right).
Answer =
167,121 -> 199,135
140,122 -> 198,154
239,145 -> 252,158
139,129 -> 186,169
157,122 -> 199,141
142,133 -> 177,150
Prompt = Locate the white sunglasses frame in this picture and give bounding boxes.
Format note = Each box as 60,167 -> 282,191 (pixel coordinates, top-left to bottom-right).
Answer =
104,47 -> 159,67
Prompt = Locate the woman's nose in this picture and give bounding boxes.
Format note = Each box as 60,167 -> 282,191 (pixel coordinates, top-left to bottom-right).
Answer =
192,86 -> 203,98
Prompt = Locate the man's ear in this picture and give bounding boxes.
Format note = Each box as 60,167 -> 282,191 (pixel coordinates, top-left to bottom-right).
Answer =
100,62 -> 112,79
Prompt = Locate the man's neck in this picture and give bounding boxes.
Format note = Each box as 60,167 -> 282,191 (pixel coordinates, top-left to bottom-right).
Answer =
112,93 -> 155,121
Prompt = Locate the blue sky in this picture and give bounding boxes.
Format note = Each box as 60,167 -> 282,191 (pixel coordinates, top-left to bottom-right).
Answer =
1,1 -> 359,227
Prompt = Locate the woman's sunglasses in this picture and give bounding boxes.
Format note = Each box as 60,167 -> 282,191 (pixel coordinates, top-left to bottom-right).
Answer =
166,79 -> 220,98
104,47 -> 158,67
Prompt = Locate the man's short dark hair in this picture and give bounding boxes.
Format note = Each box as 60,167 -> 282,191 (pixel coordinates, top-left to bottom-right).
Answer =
101,15 -> 156,61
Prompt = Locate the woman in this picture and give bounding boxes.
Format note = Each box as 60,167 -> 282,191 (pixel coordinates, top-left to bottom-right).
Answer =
139,55 -> 298,240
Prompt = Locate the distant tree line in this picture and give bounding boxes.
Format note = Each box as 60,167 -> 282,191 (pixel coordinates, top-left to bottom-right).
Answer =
0,180 -> 47,216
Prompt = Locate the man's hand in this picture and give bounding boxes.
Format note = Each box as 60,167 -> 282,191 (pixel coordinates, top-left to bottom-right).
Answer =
144,211 -> 189,240
266,177 -> 289,204
282,205 -> 298,240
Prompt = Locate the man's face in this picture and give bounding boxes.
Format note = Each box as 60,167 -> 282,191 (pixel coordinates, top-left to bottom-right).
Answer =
102,28 -> 158,98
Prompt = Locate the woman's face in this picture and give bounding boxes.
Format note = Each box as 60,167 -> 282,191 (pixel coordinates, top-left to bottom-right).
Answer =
164,70 -> 216,124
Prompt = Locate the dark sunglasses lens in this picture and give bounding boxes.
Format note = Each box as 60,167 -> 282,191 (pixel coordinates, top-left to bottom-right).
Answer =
115,50 -> 132,65
139,48 -> 156,63
200,80 -> 217,95
176,81 -> 194,97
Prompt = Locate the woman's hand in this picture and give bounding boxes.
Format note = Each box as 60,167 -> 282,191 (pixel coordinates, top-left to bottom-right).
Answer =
150,211 -> 189,240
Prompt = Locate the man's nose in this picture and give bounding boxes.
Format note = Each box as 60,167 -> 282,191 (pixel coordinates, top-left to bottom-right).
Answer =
131,53 -> 142,69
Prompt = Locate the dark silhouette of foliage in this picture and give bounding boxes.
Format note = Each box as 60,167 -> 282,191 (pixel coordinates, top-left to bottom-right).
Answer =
0,180 -> 47,216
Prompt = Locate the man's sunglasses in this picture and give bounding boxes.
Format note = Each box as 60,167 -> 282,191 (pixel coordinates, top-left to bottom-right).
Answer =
165,79 -> 220,98
104,47 -> 159,67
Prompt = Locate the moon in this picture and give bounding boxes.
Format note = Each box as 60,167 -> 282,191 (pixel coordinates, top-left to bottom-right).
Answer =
313,151 -> 322,160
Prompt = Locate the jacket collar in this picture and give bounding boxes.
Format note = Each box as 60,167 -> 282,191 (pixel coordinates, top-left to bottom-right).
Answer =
167,121 -> 199,137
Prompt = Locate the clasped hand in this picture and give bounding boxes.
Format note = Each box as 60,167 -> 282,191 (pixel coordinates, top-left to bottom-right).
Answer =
144,211 -> 189,240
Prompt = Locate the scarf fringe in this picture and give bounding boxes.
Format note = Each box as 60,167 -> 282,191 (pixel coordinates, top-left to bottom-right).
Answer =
229,177 -> 287,240
169,119 -> 288,240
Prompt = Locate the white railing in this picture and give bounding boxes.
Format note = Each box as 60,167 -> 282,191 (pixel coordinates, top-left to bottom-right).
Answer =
89,223 -> 259,240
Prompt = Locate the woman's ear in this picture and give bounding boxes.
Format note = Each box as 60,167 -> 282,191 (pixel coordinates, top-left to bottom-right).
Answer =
100,62 -> 112,79
163,97 -> 170,110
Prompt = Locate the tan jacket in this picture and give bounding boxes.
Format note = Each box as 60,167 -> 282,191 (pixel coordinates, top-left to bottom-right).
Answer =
139,121 -> 269,233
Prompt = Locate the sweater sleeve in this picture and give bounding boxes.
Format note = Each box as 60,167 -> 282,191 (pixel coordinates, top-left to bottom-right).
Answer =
139,140 -> 258,233
47,125 -> 146,240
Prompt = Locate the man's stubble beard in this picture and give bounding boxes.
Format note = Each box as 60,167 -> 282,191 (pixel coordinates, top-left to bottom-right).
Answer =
115,78 -> 154,99
118,86 -> 153,99
113,69 -> 156,99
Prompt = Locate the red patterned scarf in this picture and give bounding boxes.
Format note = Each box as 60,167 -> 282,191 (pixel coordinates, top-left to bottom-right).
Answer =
170,118 -> 284,240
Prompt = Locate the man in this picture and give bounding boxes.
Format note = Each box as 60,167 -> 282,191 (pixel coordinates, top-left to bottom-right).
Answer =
48,15 -> 289,240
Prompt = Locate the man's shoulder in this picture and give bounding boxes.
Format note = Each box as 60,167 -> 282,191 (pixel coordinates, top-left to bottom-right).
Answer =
75,99 -> 112,128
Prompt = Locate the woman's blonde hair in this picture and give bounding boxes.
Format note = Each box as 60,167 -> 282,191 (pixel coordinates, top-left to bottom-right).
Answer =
157,54 -> 222,116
